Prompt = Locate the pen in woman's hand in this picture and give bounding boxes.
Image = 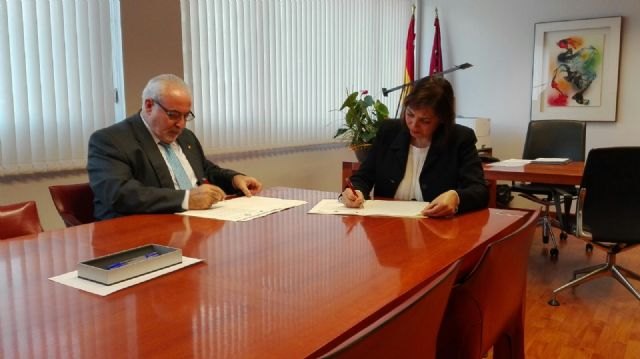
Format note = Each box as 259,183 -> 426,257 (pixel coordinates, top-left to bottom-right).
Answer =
345,178 -> 358,197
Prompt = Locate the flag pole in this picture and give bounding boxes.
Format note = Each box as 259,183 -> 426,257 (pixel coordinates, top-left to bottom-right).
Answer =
382,62 -> 473,97
395,5 -> 417,118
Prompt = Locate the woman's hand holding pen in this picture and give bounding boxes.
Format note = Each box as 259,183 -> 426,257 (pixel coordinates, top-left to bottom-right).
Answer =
341,179 -> 365,208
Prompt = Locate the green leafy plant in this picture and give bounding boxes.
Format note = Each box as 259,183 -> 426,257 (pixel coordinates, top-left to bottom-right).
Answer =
334,90 -> 390,148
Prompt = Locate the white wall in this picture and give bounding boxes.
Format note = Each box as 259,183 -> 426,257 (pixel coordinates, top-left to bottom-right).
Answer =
419,0 -> 640,158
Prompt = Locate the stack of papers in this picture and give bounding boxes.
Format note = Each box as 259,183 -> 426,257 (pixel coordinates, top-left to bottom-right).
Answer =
530,157 -> 570,164
308,199 -> 426,218
488,158 -> 571,167
178,196 -> 307,221
487,159 -> 532,167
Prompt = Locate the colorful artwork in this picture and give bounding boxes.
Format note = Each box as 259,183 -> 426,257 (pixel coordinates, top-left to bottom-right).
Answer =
546,34 -> 603,107
531,17 -> 621,122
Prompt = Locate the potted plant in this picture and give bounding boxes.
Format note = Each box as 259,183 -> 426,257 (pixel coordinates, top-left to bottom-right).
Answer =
334,90 -> 390,162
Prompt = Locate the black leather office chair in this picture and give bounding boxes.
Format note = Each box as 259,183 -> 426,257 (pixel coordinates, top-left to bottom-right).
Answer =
549,147 -> 640,305
511,120 -> 586,257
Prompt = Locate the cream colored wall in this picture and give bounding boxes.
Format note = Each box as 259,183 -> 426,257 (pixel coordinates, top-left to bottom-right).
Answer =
120,0 -> 184,115
214,147 -> 356,194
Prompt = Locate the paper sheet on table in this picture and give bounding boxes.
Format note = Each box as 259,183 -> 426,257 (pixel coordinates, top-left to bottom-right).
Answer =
531,157 -> 570,164
49,256 -> 203,296
308,199 -> 426,218
178,196 -> 307,221
487,159 -> 532,167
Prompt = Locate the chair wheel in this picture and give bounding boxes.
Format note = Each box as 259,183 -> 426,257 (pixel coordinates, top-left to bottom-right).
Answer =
550,248 -> 559,257
560,231 -> 568,240
586,243 -> 593,252
543,234 -> 549,244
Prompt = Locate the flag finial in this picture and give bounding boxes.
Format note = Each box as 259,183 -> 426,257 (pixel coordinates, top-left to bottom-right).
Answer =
435,7 -> 439,18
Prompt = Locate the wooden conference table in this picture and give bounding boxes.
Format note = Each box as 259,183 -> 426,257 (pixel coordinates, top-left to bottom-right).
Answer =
484,161 -> 585,207
0,187 -> 528,358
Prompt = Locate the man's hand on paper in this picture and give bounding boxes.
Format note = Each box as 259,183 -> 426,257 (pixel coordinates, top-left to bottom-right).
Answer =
189,184 -> 226,209
232,175 -> 263,197
421,190 -> 460,217
341,188 -> 365,208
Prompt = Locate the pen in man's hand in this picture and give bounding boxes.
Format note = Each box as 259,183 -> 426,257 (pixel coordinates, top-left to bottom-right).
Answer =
198,177 -> 210,185
345,178 -> 358,197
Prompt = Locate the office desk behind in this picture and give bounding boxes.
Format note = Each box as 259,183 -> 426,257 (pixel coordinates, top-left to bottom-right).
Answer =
484,161 -> 585,207
0,187 -> 527,358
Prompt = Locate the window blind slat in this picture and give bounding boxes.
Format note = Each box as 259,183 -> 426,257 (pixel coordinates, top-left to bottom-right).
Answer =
181,0 -> 411,154
0,0 -> 123,175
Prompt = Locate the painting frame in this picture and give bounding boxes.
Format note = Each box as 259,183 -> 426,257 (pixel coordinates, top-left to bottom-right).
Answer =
531,17 -> 621,122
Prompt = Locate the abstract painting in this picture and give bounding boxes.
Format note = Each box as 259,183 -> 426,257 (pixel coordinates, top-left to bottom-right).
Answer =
531,17 -> 621,122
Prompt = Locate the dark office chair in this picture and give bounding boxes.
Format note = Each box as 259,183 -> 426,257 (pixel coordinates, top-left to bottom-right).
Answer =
511,120 -> 586,257
316,261 -> 460,359
0,201 -> 43,239
48,183 -> 96,227
437,209 -> 539,359
549,147 -> 640,305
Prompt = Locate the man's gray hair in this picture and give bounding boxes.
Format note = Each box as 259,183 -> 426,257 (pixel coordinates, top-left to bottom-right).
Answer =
141,74 -> 192,106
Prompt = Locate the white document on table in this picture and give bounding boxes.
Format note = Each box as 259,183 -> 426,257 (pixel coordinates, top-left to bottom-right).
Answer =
308,199 -> 426,218
49,256 -> 203,296
487,159 -> 532,167
178,196 -> 307,221
531,157 -> 570,164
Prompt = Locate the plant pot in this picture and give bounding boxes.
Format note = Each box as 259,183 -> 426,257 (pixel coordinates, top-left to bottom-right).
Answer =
351,144 -> 372,163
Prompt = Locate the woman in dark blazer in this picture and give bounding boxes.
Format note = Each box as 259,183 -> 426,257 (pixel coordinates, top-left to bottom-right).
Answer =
341,77 -> 488,217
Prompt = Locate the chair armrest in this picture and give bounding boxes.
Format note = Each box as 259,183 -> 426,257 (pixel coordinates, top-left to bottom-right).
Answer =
575,188 -> 592,239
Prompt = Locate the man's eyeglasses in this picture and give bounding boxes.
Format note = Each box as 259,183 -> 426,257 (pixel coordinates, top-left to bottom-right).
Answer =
153,99 -> 195,122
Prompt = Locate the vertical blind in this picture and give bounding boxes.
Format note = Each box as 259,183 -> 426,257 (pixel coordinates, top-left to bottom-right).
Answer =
181,0 -> 413,154
0,0 -> 124,176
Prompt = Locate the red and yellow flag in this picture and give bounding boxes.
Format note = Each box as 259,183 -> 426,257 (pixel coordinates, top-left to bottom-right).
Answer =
400,8 -> 416,103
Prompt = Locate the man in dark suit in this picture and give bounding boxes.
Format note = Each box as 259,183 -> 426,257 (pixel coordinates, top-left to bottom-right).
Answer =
88,74 -> 262,220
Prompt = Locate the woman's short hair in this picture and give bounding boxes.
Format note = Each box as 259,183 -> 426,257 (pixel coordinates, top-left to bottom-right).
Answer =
402,76 -> 456,136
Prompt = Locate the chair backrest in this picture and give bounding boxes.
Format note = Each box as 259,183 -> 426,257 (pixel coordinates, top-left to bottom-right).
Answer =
465,209 -> 538,347
0,201 -> 43,239
579,147 -> 640,243
48,183 -> 96,227
437,209 -> 539,358
522,120 -> 586,161
317,261 -> 460,359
